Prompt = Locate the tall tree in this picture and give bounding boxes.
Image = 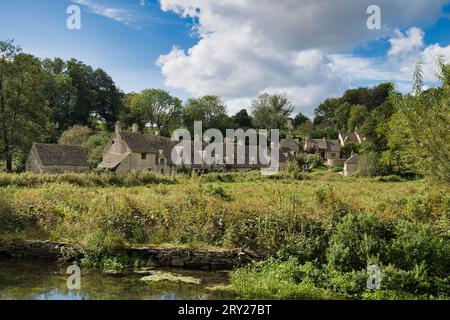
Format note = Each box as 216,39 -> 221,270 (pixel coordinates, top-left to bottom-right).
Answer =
182,95 -> 231,134
0,40 -> 52,171
383,59 -> 450,182
251,93 -> 294,129
232,109 -> 253,129
124,89 -> 182,134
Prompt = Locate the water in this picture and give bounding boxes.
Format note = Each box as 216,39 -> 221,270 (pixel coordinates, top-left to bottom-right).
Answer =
0,258 -> 235,300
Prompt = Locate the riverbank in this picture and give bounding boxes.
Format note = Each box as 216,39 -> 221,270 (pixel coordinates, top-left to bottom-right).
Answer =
0,240 -> 256,271
0,172 -> 449,299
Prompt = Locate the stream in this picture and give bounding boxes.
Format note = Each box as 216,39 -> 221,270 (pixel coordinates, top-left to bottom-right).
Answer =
0,258 -> 236,300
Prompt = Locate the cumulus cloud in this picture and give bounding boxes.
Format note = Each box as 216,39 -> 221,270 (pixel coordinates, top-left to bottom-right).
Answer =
157,0 -> 448,115
330,27 -> 450,89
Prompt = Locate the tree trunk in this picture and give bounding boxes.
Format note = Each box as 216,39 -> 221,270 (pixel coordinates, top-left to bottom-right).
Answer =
5,152 -> 12,172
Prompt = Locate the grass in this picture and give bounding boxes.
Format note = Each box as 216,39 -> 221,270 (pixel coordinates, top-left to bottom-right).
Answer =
0,171 -> 449,299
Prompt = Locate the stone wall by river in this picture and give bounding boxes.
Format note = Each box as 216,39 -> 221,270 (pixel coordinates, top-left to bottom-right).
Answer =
0,240 -> 258,270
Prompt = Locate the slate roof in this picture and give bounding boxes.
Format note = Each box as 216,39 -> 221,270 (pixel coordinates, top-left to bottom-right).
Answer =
281,138 -> 301,151
98,152 -> 131,169
119,132 -> 177,165
340,132 -> 360,144
33,143 -> 90,167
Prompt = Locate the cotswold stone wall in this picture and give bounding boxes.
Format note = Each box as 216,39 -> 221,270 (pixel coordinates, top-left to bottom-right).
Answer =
0,240 -> 257,270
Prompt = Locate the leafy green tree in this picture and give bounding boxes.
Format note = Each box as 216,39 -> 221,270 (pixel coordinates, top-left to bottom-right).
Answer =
292,112 -> 310,128
383,59 -> 450,182
82,132 -> 111,166
182,95 -> 231,133
0,40 -> 52,171
251,93 -> 294,129
124,89 -> 182,135
59,125 -> 91,146
232,109 -> 253,129
347,104 -> 369,132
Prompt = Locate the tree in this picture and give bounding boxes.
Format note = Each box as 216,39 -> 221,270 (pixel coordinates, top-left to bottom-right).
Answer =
251,93 -> 294,129
59,125 -> 91,146
347,104 -> 369,132
0,40 -> 52,171
292,112 -> 310,128
82,132 -> 111,166
383,59 -> 450,182
182,95 -> 231,134
232,109 -> 253,129
124,89 -> 182,135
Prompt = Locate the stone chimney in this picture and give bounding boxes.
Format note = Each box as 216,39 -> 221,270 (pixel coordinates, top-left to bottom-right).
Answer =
115,121 -> 122,134
154,129 -> 160,136
132,123 -> 139,133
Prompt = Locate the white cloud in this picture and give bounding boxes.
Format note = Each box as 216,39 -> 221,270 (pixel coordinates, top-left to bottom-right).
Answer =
72,0 -> 139,27
329,28 -> 450,90
156,0 -> 448,115
388,27 -> 424,57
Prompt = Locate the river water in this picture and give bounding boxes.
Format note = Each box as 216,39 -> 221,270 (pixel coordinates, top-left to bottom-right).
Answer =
0,258 -> 235,300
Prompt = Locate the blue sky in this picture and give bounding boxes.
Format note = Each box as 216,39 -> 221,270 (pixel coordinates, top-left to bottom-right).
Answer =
1,0 -> 449,116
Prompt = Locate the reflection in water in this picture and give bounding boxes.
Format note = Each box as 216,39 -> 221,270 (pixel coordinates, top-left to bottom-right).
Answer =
0,258 -> 235,300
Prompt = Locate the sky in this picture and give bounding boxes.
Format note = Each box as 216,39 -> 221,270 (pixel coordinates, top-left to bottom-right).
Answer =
0,0 -> 449,117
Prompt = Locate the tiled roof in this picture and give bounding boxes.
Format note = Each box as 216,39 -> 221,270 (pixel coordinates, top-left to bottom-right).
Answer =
33,143 -> 89,167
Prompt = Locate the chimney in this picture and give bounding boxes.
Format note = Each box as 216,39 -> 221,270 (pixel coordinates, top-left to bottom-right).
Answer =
115,121 -> 122,134
154,129 -> 160,136
132,123 -> 139,133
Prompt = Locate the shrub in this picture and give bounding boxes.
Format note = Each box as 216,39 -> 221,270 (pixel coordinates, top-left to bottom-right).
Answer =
326,213 -> 392,272
201,184 -> 232,201
390,220 -> 449,275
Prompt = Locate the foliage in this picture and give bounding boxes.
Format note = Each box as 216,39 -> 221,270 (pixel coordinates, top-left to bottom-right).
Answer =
0,40 -> 53,172
182,95 -> 231,134
384,60 -> 450,183
81,132 -> 111,166
251,93 -> 294,129
122,89 -> 182,135
59,125 -> 91,146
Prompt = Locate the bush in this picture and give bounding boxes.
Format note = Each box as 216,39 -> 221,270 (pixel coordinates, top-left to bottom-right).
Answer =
326,213 -> 392,272
201,184 -> 232,201
390,220 -> 450,275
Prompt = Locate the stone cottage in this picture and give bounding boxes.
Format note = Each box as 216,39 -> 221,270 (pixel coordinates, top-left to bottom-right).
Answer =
304,131 -> 364,168
26,143 -> 90,174
98,122 -> 292,175
304,138 -> 343,167
98,122 -> 175,175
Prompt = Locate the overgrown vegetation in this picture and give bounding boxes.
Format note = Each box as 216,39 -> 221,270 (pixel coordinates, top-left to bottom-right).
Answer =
0,172 -> 448,299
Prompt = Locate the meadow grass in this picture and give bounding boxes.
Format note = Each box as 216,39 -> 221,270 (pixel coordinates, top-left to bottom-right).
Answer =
0,171 -> 448,299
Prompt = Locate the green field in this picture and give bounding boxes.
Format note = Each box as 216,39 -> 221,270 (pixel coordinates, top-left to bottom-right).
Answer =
0,171 -> 449,299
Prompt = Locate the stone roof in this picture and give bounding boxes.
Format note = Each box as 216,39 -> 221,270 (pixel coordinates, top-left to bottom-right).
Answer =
326,140 -> 341,152
98,152 -> 131,169
280,138 -> 301,152
340,132 -> 360,145
119,132 -> 176,165
306,139 -> 328,150
33,143 -> 90,167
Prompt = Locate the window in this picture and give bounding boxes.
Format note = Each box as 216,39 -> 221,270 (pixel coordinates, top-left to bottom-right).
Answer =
331,153 -> 336,159
141,153 -> 147,160
160,158 -> 165,165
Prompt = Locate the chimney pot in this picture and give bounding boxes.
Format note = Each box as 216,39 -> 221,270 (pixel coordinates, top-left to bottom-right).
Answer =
115,122 -> 122,134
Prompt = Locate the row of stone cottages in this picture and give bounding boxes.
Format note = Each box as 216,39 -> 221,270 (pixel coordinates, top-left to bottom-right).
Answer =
25,122 -> 362,176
